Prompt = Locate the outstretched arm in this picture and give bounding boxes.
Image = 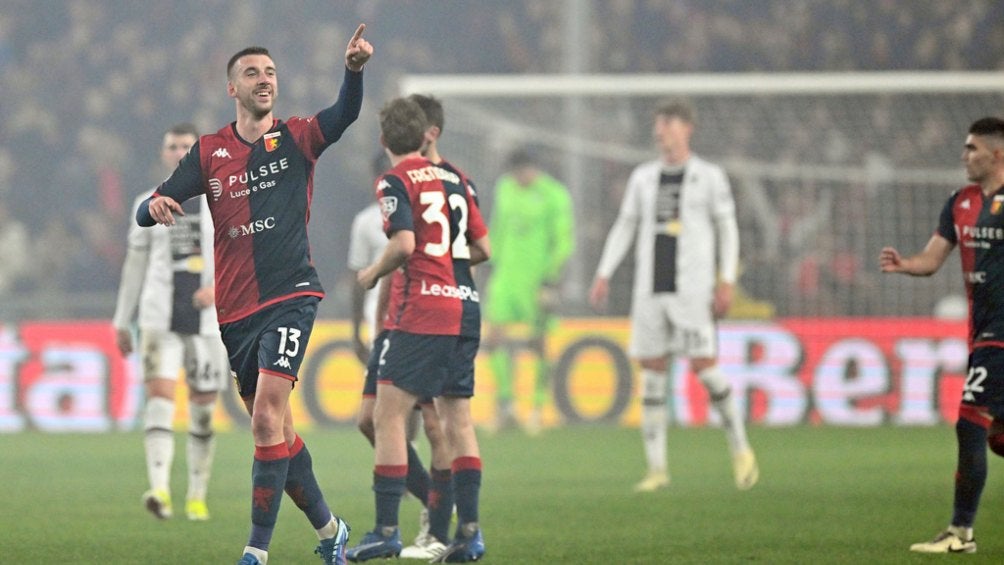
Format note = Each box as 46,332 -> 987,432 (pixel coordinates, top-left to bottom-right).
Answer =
879,234 -> 954,276
136,145 -> 204,226
358,230 -> 415,290
350,272 -> 369,364
314,24 -> 373,144
136,195 -> 186,227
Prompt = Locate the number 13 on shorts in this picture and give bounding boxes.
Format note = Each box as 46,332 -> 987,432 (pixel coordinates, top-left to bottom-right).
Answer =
276,326 -> 302,357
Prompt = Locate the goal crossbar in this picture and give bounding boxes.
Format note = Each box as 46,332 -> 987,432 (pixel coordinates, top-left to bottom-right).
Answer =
400,72 -> 1004,97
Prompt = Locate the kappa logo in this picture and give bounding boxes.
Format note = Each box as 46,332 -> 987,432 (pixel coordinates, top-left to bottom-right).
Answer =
273,356 -> 292,370
208,178 -> 223,201
212,147 -> 232,159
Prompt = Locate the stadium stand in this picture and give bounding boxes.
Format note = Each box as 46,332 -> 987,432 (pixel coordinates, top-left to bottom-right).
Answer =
0,0 -> 1002,319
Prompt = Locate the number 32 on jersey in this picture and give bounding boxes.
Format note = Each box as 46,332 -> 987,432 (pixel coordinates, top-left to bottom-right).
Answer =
420,190 -> 470,259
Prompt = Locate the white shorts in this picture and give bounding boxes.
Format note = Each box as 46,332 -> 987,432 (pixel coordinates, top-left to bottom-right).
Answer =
628,292 -> 717,360
140,330 -> 230,393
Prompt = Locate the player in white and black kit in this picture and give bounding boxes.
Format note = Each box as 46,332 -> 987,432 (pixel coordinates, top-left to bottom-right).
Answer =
589,99 -> 758,492
112,123 -> 230,522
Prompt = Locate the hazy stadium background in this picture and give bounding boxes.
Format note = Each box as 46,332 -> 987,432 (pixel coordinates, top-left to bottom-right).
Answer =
2,1 -> 1004,432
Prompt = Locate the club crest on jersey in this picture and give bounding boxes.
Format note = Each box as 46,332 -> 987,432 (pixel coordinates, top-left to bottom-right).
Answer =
992,195 -> 1004,215
264,131 -> 281,152
379,196 -> 398,220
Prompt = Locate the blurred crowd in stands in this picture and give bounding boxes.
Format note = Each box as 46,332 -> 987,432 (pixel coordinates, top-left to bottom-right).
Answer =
0,0 -> 1001,319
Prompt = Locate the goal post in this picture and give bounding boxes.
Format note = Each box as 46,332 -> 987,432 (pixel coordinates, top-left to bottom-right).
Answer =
399,72 -> 1004,318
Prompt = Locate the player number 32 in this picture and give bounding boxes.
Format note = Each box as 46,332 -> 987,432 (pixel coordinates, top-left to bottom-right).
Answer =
420,190 -> 470,259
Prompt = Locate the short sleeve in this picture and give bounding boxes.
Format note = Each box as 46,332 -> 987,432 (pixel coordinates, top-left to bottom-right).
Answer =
377,174 -> 413,235
936,191 -> 958,244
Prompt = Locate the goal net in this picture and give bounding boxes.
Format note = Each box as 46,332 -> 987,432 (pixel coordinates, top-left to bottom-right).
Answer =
400,72 -> 1004,319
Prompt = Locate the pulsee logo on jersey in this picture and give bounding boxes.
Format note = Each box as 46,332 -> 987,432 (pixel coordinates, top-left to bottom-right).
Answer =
227,216 -> 277,239
209,158 -> 291,200
961,225 -> 1004,243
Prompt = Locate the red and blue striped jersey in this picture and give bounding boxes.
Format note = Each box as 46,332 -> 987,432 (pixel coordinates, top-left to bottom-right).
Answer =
937,183 -> 1004,349
146,69 -> 362,324
379,156 -> 488,336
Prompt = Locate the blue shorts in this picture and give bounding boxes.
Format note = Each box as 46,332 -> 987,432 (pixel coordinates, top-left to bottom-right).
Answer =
220,296 -> 319,398
363,330 -> 450,404
441,336 -> 480,398
379,331 -> 457,398
964,347 -> 1004,419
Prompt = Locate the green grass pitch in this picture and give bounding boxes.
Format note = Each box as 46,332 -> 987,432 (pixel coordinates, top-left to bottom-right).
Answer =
2,425 -> 1003,564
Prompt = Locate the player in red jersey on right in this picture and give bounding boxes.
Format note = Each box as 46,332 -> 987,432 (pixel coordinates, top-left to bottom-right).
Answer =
347,97 -> 490,563
881,117 -> 1004,554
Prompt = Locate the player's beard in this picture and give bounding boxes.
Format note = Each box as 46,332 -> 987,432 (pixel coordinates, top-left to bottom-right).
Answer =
966,163 -> 985,183
240,90 -> 274,120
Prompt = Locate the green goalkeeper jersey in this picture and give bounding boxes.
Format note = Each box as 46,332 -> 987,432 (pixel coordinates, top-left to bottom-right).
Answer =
489,172 -> 575,288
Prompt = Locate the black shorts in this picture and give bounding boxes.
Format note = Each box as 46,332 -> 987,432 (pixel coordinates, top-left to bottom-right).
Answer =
220,296 -> 319,398
378,330 -> 457,398
367,329 -> 459,405
964,347 -> 1004,419
441,336 -> 480,398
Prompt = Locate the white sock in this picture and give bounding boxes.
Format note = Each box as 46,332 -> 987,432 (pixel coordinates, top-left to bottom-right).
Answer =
949,525 -> 974,541
316,515 -> 339,540
698,366 -> 750,454
242,546 -> 268,564
186,400 -> 216,502
144,396 -> 175,492
639,368 -> 667,472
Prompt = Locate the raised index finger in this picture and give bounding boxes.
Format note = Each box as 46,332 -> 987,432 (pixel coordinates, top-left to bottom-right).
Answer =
349,24 -> 366,45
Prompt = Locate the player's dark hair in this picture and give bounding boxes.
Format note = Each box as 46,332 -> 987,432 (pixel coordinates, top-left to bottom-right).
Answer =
969,117 -> 1004,141
408,93 -> 445,132
380,98 -> 428,156
167,123 -> 199,138
655,97 -> 697,125
227,46 -> 271,78
507,149 -> 537,168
